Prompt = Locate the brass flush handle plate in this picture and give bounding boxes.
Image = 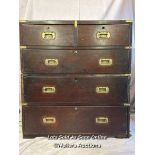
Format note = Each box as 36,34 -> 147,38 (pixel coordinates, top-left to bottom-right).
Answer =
96,86 -> 109,94
45,59 -> 58,66
96,117 -> 109,124
43,117 -> 56,124
99,58 -> 112,66
42,32 -> 56,40
96,31 -> 111,39
42,86 -> 56,94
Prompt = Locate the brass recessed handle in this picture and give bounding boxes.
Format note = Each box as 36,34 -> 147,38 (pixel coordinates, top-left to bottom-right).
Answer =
99,58 -> 112,66
42,86 -> 56,94
96,117 -> 109,124
44,59 -> 58,66
43,117 -> 56,124
42,32 -> 56,40
96,86 -> 109,94
96,31 -> 111,39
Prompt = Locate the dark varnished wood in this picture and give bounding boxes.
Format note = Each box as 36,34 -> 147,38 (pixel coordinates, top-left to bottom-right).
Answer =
78,24 -> 131,47
20,22 -> 132,47
23,106 -> 129,138
21,49 -> 131,74
20,24 -> 75,46
23,75 -> 129,105
20,20 -> 132,138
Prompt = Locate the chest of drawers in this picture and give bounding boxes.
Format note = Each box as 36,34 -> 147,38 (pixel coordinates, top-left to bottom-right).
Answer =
20,20 -> 132,138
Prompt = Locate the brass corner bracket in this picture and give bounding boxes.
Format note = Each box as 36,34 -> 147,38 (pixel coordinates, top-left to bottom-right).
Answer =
20,46 -> 27,49
126,20 -> 133,23
22,103 -> 27,106
74,20 -> 78,28
124,46 -> 132,49
19,20 -> 27,23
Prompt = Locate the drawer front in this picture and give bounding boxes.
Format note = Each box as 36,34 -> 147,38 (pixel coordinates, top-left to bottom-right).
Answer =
23,106 -> 129,137
78,24 -> 131,46
21,49 -> 131,74
23,75 -> 129,105
20,24 -> 75,46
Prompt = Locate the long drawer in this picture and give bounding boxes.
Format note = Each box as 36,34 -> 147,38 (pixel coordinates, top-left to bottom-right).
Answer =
21,49 -> 131,74
22,106 -> 129,138
23,75 -> 129,105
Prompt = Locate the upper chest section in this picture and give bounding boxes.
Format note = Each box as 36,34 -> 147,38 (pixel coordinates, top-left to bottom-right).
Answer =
20,20 -> 132,48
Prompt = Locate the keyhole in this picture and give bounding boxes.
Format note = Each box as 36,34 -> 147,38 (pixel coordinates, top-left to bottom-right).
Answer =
74,78 -> 78,83
73,50 -> 78,54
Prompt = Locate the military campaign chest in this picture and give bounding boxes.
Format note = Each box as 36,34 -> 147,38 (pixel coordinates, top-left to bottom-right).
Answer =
20,20 -> 132,138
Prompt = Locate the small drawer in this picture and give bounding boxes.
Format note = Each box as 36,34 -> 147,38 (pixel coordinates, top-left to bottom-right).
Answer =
23,75 -> 129,105
22,106 -> 129,138
20,24 -> 75,46
78,24 -> 132,46
21,49 -> 131,74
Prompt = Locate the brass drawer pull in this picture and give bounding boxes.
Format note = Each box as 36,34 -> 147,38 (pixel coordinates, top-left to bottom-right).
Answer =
43,117 -> 56,124
96,31 -> 111,39
42,86 -> 56,94
45,59 -> 58,66
96,117 -> 109,124
99,58 -> 112,66
42,32 -> 56,40
96,86 -> 109,94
